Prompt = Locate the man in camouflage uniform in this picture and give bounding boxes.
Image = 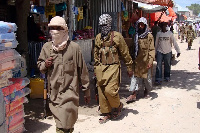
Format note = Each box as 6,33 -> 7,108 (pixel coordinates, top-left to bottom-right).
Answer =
187,24 -> 195,50
179,23 -> 185,43
94,14 -> 133,123
184,23 -> 189,42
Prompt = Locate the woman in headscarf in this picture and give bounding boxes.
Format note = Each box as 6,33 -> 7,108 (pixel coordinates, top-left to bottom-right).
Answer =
126,17 -> 155,103
94,14 -> 133,123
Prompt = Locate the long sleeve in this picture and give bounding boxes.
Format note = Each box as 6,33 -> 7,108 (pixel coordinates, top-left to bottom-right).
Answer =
37,46 -> 48,74
77,46 -> 90,97
117,33 -> 133,72
148,34 -> 155,64
155,32 -> 160,54
171,33 -> 180,53
94,35 -> 101,67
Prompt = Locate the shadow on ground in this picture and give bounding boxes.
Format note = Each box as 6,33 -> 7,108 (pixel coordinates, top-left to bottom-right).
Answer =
111,107 -> 139,121
155,70 -> 200,91
197,102 -> 200,109
24,60 -> 200,129
24,98 -> 53,133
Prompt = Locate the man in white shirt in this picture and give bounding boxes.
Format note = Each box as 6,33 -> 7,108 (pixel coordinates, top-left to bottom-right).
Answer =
155,22 -> 181,85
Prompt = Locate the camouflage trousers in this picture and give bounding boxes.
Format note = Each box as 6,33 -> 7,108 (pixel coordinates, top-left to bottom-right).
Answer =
187,38 -> 193,46
181,35 -> 184,41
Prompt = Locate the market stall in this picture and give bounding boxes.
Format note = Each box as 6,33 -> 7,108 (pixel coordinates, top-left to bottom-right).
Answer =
0,21 -> 30,133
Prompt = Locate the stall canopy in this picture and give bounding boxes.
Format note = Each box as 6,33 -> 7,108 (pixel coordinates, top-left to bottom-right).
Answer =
183,15 -> 187,20
130,0 -> 174,7
133,1 -> 167,13
150,6 -> 177,22
151,12 -> 172,22
168,7 -> 177,21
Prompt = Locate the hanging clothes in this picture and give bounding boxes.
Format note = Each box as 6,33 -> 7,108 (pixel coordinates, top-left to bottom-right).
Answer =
55,2 -> 67,12
78,7 -> 83,21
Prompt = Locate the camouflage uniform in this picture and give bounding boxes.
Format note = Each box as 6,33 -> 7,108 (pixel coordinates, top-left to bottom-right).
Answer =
185,24 -> 189,42
179,25 -> 185,42
187,27 -> 195,50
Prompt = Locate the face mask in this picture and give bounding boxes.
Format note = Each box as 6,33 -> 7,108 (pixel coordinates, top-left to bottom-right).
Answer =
50,30 -> 66,46
100,25 -> 111,37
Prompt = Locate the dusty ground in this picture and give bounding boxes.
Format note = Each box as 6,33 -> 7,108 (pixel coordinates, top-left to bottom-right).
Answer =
24,34 -> 200,133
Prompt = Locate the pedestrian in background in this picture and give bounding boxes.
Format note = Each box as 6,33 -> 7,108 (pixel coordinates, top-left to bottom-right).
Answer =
155,22 -> 181,85
37,16 -> 90,133
94,14 -> 133,123
192,22 -> 196,39
185,23 -> 189,42
187,24 -> 195,50
151,21 -> 161,46
179,23 -> 185,43
195,22 -> 199,37
126,17 -> 155,103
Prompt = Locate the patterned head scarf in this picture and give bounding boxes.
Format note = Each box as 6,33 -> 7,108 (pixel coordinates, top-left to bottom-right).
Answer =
134,17 -> 149,58
99,14 -> 112,39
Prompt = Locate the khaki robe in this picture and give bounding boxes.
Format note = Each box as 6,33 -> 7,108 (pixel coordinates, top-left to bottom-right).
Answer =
94,31 -> 133,85
133,33 -> 155,79
37,41 -> 90,129
94,31 -> 133,113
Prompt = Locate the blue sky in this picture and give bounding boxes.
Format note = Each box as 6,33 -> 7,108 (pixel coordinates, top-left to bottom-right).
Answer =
174,0 -> 200,7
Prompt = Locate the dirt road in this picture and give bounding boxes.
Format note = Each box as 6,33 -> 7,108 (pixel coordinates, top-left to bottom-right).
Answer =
24,35 -> 200,133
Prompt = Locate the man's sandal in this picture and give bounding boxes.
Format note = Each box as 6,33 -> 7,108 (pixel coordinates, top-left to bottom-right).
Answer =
99,114 -> 111,124
112,102 -> 123,120
144,89 -> 150,99
126,94 -> 136,103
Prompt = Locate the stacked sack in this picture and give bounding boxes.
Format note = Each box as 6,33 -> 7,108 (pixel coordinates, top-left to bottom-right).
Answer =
0,21 -> 30,133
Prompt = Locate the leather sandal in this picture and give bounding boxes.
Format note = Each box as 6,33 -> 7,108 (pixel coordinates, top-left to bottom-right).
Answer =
99,113 -> 111,124
126,94 -> 136,103
112,102 -> 123,120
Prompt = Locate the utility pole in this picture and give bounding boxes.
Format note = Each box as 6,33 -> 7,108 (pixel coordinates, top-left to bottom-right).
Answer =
68,0 -> 75,40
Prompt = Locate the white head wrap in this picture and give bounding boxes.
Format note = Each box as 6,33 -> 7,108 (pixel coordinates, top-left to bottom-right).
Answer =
48,16 -> 69,51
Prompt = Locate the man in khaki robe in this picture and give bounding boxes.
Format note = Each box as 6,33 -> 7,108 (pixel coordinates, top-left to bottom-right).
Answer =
94,14 -> 133,123
126,17 -> 155,103
37,16 -> 90,133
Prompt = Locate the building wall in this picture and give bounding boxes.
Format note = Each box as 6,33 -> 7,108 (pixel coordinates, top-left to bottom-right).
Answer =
74,0 -> 121,36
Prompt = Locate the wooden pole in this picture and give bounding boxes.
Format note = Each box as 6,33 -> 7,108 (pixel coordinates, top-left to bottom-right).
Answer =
157,0 -> 173,22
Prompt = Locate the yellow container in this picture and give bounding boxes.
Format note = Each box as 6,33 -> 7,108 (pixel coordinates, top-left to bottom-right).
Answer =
29,78 -> 44,99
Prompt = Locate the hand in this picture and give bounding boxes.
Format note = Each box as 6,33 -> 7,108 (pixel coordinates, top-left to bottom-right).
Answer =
45,57 -> 53,68
127,71 -> 133,77
84,96 -> 91,104
177,53 -> 180,58
147,64 -> 152,69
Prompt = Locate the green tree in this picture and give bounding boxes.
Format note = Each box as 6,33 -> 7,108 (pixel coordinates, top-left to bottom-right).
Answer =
187,4 -> 200,16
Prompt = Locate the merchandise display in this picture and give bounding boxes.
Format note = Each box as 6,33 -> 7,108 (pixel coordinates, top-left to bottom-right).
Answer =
0,21 -> 30,133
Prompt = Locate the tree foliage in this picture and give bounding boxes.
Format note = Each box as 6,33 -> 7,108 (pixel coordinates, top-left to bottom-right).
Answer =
187,4 -> 200,16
